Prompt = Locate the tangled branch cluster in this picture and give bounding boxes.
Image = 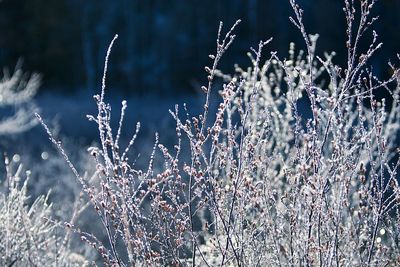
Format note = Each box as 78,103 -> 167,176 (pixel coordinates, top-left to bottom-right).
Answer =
0,157 -> 86,266
38,0 -> 400,266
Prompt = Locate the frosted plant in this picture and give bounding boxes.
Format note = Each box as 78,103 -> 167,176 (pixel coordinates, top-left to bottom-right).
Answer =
37,0 -> 400,266
184,0 -> 400,265
0,157 -> 88,266
0,62 -> 39,135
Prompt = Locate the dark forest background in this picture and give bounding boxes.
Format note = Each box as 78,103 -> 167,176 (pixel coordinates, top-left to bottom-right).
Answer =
0,0 -> 399,96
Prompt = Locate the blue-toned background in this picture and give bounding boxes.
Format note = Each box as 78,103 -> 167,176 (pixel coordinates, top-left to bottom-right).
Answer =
1,0 -> 399,95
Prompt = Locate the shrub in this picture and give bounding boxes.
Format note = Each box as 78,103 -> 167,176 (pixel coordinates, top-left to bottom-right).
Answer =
0,157 -> 87,266
37,0 -> 400,266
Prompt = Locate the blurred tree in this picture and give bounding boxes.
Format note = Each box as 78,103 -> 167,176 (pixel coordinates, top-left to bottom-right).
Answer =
0,0 -> 398,95
0,62 -> 39,135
